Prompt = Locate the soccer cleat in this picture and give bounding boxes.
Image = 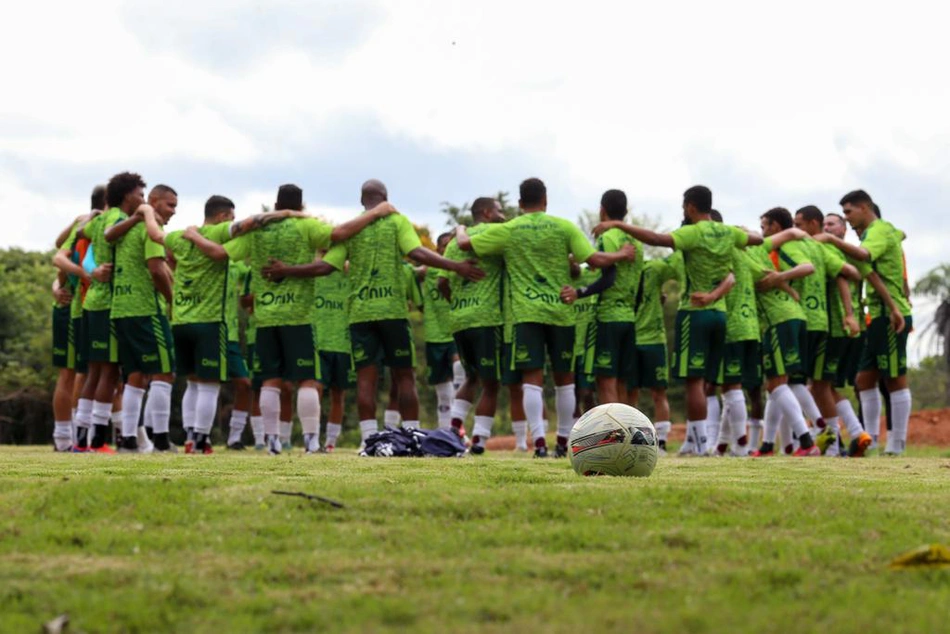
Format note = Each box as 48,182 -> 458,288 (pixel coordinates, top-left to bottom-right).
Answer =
677,441 -> 697,456
793,445 -> 821,457
469,443 -> 485,455
227,441 -> 246,451
323,444 -> 335,454
71,445 -> 89,453
533,446 -> 549,458
200,443 -> 214,455
751,449 -> 774,457
268,435 -> 283,456
54,440 -> 74,452
89,444 -> 116,454
554,444 -> 568,459
184,440 -> 195,455
117,437 -> 138,453
303,434 -> 320,454
848,432 -> 873,458
815,427 -> 837,455
254,442 -> 265,451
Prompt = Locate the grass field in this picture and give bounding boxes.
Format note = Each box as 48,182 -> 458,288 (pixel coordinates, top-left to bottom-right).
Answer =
2,447 -> 950,633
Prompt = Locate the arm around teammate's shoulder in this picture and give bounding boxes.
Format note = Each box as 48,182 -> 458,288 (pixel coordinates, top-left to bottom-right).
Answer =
592,221 -> 674,248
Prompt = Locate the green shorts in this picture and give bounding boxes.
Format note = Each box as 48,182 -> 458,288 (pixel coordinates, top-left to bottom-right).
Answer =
52,305 -> 72,370
247,343 -> 263,392
84,309 -> 118,364
632,343 -> 669,390
587,321 -> 637,384
173,322 -> 228,381
833,335 -> 862,388
789,330 -> 826,384
72,316 -> 88,374
350,319 -> 415,370
501,342 -> 523,386
762,319 -> 806,379
426,341 -> 457,385
859,315 -> 912,379
320,350 -> 355,389
454,326 -> 501,382
256,324 -> 319,382
512,322 -> 574,374
721,340 -> 762,389
575,355 -> 595,390
113,314 -> 175,377
227,341 -> 249,380
672,310 -> 726,383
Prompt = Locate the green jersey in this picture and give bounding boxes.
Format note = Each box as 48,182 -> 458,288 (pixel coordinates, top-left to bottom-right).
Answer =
470,212 -> 596,327
312,269 -> 350,353
635,258 -> 677,346
61,222 -> 85,319
725,248 -> 760,343
421,267 -> 454,343
110,223 -> 166,319
242,271 -> 257,346
166,222 -> 232,326
323,214 -> 422,324
83,207 -> 126,312
821,242 -> 858,339
670,221 -> 749,312
745,246 -> 805,328
404,261 -> 423,310
595,228 -> 643,323
573,268 -> 600,357
855,220 -> 912,319
442,225 -> 505,332
776,238 -> 844,333
227,261 -> 250,343
224,217 -> 333,328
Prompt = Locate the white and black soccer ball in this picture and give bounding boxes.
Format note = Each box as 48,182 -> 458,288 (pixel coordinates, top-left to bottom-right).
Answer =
568,403 -> 658,477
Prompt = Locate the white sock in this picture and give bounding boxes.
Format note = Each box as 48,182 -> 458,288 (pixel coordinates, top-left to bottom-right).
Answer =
120,385 -> 146,439
773,384 -> 809,440
91,400 -> 112,428
888,388 -> 912,453
555,384 -> 575,441
383,409 -> 401,427
145,381 -> 173,434
360,419 -> 378,442
325,422 -> 342,447
836,399 -> 864,439
450,399 -> 472,424
763,398 -> 780,444
181,380 -> 199,434
686,420 -> 708,454
280,421 -> 292,444
260,386 -> 281,437
70,407 -> 77,438
523,384 -> 546,442
250,415 -> 265,445
749,418 -> 763,448
110,409 -> 123,432
403,420 -> 422,429
194,383 -> 221,435
76,398 -> 93,431
53,421 -> 72,450
512,420 -> 528,448
297,387 -> 320,437
716,407 -> 732,448
654,421 -> 671,442
790,383 -> 822,424
452,359 -> 465,391
435,382 -> 454,428
229,410 -> 248,445
859,389 -> 882,440
724,389 -> 748,444
472,415 -> 494,445
705,395 -> 721,448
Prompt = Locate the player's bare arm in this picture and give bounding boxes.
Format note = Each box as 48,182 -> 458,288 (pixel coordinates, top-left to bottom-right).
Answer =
407,247 -> 484,282
147,256 -> 173,306
329,202 -> 398,243
592,221 -> 674,249
766,228 -> 808,250
52,249 -> 91,284
865,271 -> 906,334
812,232 -> 870,262
183,226 -> 229,262
261,257 -> 337,282
104,210 -> 144,244
54,214 -> 86,249
836,276 -> 860,337
691,272 -> 735,307
229,209 -> 307,238
586,243 -> 636,269
138,204 -> 166,244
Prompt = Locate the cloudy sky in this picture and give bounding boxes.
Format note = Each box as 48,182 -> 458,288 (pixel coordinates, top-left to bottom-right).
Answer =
1,0 -> 942,357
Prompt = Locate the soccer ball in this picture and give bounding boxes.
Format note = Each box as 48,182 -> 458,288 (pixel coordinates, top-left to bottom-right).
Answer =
569,403 -> 658,477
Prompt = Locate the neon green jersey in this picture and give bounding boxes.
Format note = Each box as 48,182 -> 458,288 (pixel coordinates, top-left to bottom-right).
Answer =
595,228 -> 643,323
82,207 -> 126,312
312,269 -> 351,354
470,212 -> 596,327
855,220 -> 912,319
224,217 -> 333,328
421,267 -> 454,343
166,222 -> 232,326
745,245 -> 805,328
442,225 -> 505,333
821,242 -> 858,339
670,221 -> 749,312
725,247 -> 760,343
573,268 -> 600,357
776,238 -> 844,333
635,258 -> 677,346
226,261 -> 250,343
110,223 -> 166,319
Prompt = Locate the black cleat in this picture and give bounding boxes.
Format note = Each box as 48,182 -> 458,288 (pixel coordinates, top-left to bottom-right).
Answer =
117,436 -> 138,453
227,441 -> 246,451
554,444 -> 568,459
469,444 -> 485,455
533,446 -> 549,459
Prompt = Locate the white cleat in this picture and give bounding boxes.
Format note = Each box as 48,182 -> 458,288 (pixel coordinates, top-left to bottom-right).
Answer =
137,427 -> 154,454
303,433 -> 321,455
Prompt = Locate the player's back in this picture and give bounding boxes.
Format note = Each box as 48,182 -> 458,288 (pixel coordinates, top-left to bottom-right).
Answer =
676,220 -> 739,310
166,222 -> 231,325
111,224 -> 164,319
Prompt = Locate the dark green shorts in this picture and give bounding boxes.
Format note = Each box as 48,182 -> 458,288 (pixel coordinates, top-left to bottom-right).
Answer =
72,316 -> 88,374
173,322 -> 228,381
762,319 -> 806,379
52,305 -> 72,370
247,343 -> 263,391
350,319 -> 415,370
320,350 -> 355,389
575,355 -> 595,390
84,309 -> 118,364
789,330 -> 826,384
587,321 -> 637,383
454,326 -> 501,382
425,341 -> 457,385
859,315 -> 911,379
821,336 -> 849,384
512,322 -> 574,374
833,335 -> 862,388
256,324 -> 319,382
632,343 -> 669,390
227,341 -> 249,380
501,342 -> 523,386
721,340 -> 762,389
671,310 -> 726,383
114,314 -> 175,377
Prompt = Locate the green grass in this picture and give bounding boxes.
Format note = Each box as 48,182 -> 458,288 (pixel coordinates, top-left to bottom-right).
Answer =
1,447 -> 950,633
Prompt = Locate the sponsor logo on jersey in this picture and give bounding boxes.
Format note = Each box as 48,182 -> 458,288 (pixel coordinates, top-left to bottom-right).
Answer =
356,285 -> 394,300
451,297 -> 480,311
259,291 -> 297,306
114,284 -> 133,296
314,297 -> 344,310
689,352 -> 706,368
394,348 -> 410,358
142,354 -> 158,363
175,291 -> 202,307
296,358 -> 315,367
524,287 -> 560,305
201,358 -> 220,367
515,345 -> 530,362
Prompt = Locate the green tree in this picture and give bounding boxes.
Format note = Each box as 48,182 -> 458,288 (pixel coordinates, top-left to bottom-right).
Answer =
914,264 -> 950,405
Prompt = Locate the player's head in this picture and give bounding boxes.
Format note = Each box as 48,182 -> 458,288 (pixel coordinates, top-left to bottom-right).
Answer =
824,212 -> 847,239
471,197 -> 505,224
838,189 -> 875,232
149,184 -> 178,225
872,203 -> 882,218
205,195 -> 235,223
436,231 -> 453,254
682,185 -> 712,223
90,185 -> 106,211
518,178 -> 546,212
360,179 -> 388,209
794,205 -> 824,236
106,172 -> 146,213
760,207 -> 792,236
709,209 -> 723,223
599,189 -> 627,221
276,184 -> 304,211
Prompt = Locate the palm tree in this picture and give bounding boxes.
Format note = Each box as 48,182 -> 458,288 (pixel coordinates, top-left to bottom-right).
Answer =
914,264 -> 950,403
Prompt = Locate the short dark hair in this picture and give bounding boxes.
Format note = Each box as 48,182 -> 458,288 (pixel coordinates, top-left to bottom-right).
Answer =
872,203 -> 882,218
761,207 -> 793,230
205,195 -> 235,219
825,212 -> 845,223
471,197 -> 497,219
795,205 -> 823,225
683,185 -> 712,213
437,231 -> 454,246
519,178 -> 546,207
106,172 -> 146,208
276,184 -> 303,211
709,209 -> 723,223
150,184 -> 177,199
90,185 -> 106,210
839,189 -> 873,207
600,189 -> 627,220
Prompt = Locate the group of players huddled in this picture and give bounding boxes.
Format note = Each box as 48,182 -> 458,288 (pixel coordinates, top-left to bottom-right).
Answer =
47,172 -> 912,458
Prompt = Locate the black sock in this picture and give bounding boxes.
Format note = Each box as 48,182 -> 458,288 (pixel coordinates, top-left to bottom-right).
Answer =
76,427 -> 89,449
121,436 -> 137,450
90,424 -> 111,448
153,432 -> 170,451
658,440 -> 667,450
144,426 -> 154,440
799,433 -> 814,450
759,441 -> 775,453
195,433 -> 209,450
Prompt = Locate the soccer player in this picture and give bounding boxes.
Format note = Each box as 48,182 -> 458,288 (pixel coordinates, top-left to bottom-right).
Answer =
814,190 -> 912,455
593,186 -> 760,456
455,178 -> 636,458
311,253 -> 353,451
421,232 -> 460,429
568,259 -> 601,420
260,180 -> 484,447
383,261 -> 425,429
441,197 -> 507,453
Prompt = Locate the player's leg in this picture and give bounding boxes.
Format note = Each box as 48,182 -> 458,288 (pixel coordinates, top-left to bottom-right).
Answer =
51,306 -> 75,451
131,314 -> 177,452
427,341 -> 455,429
384,369 -> 401,428
255,326 -> 285,454
719,341 -> 749,456
279,381 -> 294,449
543,324 -> 577,457
350,322 -> 383,443
381,319 -> 420,428
758,321 -> 817,456
514,323 -> 550,456
881,315 -> 912,455
468,326 -> 501,454
591,321 -> 622,404
855,319 -> 884,449
87,310 -> 120,451
670,310 -> 710,455
247,342 -> 265,449
450,329 -> 479,440
281,324 -> 321,454
226,339 -> 251,450
788,332 -> 822,429
704,382 -> 722,456
325,386 -> 346,452
501,337 -> 528,451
